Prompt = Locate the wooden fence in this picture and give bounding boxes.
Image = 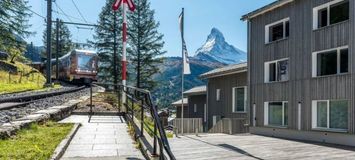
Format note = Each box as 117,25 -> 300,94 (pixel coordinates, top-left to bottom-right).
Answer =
172,118 -> 203,134
208,118 -> 249,134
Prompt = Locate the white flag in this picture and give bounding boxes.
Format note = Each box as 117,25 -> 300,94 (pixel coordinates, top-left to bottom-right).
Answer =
179,10 -> 191,75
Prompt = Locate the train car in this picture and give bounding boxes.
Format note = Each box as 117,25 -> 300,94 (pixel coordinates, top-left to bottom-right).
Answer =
53,49 -> 99,84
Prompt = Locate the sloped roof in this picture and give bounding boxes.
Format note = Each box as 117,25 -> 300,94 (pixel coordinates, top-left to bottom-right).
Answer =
200,62 -> 247,79
183,86 -> 206,96
171,98 -> 188,106
241,0 -> 293,21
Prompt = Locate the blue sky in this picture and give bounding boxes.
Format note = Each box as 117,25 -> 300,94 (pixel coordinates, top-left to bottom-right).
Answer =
26,0 -> 274,57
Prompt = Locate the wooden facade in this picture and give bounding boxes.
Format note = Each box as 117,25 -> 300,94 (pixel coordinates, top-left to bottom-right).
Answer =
204,71 -> 248,130
244,0 -> 355,141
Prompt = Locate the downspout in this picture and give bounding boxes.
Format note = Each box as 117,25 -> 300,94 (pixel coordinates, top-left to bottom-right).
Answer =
247,20 -> 252,126
206,80 -> 209,132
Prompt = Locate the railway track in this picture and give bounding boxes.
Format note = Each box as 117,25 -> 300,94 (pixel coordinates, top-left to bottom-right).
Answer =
0,86 -> 86,111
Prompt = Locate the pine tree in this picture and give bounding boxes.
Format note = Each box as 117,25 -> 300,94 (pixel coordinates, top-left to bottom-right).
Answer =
42,20 -> 74,58
92,0 -> 123,84
0,0 -> 31,62
128,0 -> 165,90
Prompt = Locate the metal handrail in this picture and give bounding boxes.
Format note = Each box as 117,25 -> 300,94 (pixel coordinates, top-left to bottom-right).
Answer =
93,82 -> 175,160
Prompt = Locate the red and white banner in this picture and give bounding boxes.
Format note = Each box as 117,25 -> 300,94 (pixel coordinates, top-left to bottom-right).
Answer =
112,0 -> 135,11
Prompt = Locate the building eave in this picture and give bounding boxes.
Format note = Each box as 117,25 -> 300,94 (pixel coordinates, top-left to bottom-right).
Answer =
200,69 -> 247,79
241,0 -> 293,21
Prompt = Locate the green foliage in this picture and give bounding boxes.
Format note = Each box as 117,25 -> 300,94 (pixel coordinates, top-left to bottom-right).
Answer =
0,122 -> 73,160
42,20 -> 74,59
92,0 -> 123,84
0,0 -> 31,62
128,0 -> 166,90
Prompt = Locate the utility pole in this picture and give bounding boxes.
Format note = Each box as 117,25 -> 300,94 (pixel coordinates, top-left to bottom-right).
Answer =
113,12 -> 118,87
55,18 -> 60,80
46,0 -> 53,85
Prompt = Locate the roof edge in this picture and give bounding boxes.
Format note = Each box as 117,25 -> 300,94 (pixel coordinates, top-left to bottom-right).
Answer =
241,0 -> 293,21
200,69 -> 247,80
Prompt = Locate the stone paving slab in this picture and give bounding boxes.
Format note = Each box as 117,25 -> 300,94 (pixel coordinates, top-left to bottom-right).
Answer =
59,115 -> 144,160
169,133 -> 355,160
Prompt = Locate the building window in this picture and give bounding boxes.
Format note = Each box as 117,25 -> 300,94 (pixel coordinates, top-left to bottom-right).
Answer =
264,102 -> 288,127
312,100 -> 348,131
313,0 -> 349,29
312,46 -> 348,77
216,89 -> 220,101
264,58 -> 289,83
265,18 -> 289,43
194,104 -> 197,113
232,87 -> 247,112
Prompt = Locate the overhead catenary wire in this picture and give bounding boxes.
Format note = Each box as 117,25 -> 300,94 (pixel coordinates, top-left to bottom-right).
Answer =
27,8 -> 46,20
71,0 -> 88,23
54,1 -> 73,22
52,10 -> 89,23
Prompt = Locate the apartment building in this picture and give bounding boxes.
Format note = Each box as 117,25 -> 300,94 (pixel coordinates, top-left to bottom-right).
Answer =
242,0 -> 355,146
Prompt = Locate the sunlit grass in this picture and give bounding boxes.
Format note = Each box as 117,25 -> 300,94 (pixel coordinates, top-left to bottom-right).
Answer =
0,121 -> 74,160
0,60 -> 49,94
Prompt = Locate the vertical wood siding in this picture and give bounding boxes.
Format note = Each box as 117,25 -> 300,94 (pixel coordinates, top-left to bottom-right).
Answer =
249,0 -> 354,134
207,72 -> 248,129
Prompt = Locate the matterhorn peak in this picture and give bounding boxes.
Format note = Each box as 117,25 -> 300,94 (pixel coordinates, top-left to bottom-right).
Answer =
207,28 -> 225,42
194,27 -> 247,65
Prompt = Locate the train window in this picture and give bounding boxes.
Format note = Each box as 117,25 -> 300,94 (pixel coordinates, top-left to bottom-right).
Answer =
77,54 -> 95,71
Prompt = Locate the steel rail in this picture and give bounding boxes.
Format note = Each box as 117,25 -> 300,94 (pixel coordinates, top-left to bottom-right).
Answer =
0,86 -> 86,104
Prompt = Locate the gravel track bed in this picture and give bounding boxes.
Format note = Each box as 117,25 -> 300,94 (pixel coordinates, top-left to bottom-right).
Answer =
0,85 -> 79,100
0,88 -> 91,125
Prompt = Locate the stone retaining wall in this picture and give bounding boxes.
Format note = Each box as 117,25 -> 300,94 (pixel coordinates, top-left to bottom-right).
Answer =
0,96 -> 90,139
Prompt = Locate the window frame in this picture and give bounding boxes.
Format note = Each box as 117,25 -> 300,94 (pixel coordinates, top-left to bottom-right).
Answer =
232,86 -> 247,113
194,104 -> 197,113
312,46 -> 349,77
264,58 -> 289,83
264,101 -> 288,127
312,100 -> 349,132
265,17 -> 290,44
313,0 -> 349,30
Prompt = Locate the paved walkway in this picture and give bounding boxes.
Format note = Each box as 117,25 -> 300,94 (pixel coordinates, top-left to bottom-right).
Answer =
59,115 -> 144,160
169,133 -> 355,160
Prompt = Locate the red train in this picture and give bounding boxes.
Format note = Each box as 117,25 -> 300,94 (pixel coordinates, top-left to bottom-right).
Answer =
37,49 -> 99,84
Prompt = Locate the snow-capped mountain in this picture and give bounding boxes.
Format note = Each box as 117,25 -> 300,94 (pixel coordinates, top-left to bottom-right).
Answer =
194,28 -> 246,64
153,28 -> 247,108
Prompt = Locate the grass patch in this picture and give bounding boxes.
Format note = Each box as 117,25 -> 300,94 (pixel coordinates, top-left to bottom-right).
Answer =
0,60 -> 55,94
0,121 -> 73,160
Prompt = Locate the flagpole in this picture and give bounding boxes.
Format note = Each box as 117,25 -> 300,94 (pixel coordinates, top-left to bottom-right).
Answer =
181,8 -> 184,135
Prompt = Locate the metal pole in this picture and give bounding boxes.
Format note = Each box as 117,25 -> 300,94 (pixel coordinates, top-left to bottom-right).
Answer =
46,0 -> 52,85
113,12 -> 118,88
140,100 -> 144,137
122,0 -> 128,104
181,8 -> 184,135
118,85 -> 121,113
153,112 -> 158,156
55,18 -> 59,80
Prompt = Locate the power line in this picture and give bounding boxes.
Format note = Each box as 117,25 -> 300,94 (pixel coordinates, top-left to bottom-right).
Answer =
52,9 -> 87,23
71,0 -> 88,23
28,8 -> 46,20
54,1 -> 73,22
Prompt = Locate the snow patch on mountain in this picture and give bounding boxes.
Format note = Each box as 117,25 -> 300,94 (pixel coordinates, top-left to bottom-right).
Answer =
194,28 -> 247,64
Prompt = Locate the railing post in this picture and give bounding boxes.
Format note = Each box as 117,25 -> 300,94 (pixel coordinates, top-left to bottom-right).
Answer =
118,85 -> 121,113
153,106 -> 158,156
125,90 -> 128,114
140,100 -> 144,137
131,92 -> 134,118
88,83 -> 93,122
